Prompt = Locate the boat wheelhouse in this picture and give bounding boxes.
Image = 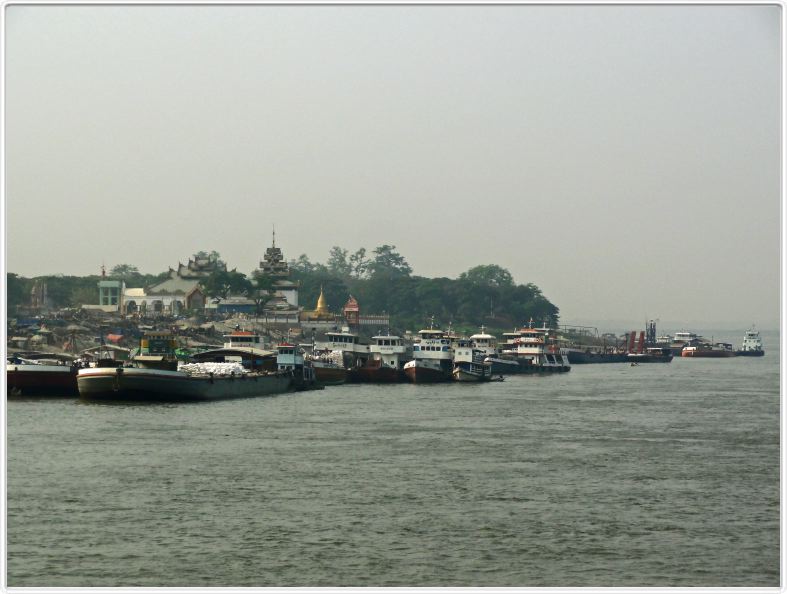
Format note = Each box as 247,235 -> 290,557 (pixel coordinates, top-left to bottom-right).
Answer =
313,328 -> 369,367
737,327 -> 764,356
190,329 -> 276,370
469,326 -> 497,357
276,343 -> 317,388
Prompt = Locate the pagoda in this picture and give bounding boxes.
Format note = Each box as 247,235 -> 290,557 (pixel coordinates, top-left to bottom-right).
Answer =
256,229 -> 300,317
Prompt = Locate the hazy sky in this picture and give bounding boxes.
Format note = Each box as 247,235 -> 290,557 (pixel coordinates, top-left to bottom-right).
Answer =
4,4 -> 782,329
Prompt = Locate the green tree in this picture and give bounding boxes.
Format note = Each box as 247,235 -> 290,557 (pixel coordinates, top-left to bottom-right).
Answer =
326,246 -> 352,278
110,264 -> 139,279
200,270 -> 252,301
367,245 -> 412,280
349,247 -> 369,279
6,273 -> 31,313
458,265 -> 514,288
194,250 -> 225,267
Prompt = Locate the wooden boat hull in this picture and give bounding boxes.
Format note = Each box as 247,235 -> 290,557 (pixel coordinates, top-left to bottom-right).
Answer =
7,364 -> 79,396
77,367 -> 292,401
347,364 -> 406,383
403,361 -> 453,383
313,366 -> 347,386
452,367 -> 490,382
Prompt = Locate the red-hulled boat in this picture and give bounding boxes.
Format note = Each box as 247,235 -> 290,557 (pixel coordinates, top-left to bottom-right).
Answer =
403,325 -> 454,383
350,358 -> 406,383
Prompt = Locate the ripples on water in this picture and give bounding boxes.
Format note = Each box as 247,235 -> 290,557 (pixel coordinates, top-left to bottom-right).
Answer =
6,342 -> 780,587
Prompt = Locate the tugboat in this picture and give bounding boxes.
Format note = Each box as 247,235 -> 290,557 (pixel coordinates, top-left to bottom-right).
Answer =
403,321 -> 454,383
77,331 -> 292,401
276,343 -> 319,390
736,327 -> 765,357
452,338 -> 492,382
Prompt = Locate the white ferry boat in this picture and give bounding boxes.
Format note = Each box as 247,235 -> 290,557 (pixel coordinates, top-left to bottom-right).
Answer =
403,323 -> 454,383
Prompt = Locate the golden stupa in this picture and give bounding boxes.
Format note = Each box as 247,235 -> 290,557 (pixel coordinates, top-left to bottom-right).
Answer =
301,286 -> 334,322
314,286 -> 329,316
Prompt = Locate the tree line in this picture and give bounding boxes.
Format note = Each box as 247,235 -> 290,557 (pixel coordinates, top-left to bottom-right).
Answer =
6,245 -> 559,332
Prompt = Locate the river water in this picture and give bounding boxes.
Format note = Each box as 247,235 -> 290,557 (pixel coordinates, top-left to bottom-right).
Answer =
6,331 -> 780,587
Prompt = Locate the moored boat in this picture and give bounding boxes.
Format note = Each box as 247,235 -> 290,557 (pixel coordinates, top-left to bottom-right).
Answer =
403,323 -> 454,383
313,328 -> 370,368
77,331 -> 292,401
311,361 -> 348,385
566,349 -> 628,364
628,347 -> 674,363
452,338 -> 492,382
7,353 -> 81,396
347,333 -> 409,383
681,342 -> 737,358
501,325 -> 571,373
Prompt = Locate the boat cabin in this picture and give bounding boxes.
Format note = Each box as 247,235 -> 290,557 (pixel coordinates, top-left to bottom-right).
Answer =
223,330 -> 264,350
276,343 -> 304,371
135,331 -> 178,371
